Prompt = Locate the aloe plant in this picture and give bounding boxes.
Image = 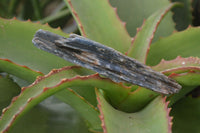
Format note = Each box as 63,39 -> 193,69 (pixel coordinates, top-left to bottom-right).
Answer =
0,0 -> 200,133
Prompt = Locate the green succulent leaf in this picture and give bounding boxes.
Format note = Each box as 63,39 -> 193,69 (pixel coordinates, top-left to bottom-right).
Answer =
64,0 -> 132,53
147,27 -> 200,66
0,18 -> 71,74
171,96 -> 200,133
96,89 -> 172,133
109,0 -> 175,40
127,2 -> 179,63
0,58 -> 43,83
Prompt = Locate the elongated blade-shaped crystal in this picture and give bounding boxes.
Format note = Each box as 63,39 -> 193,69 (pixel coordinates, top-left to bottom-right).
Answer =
32,29 -> 181,94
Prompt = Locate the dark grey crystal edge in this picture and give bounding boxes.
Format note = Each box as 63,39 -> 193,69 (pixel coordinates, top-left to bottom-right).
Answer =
32,29 -> 182,94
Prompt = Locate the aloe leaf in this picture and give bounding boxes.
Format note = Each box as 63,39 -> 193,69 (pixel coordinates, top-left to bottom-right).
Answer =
0,18 -> 71,74
0,57 -> 91,84
0,58 -> 43,83
109,0 -> 175,40
171,96 -> 200,133
96,89 -> 172,133
147,27 -> 200,66
127,3 -> 179,63
0,76 -> 20,115
64,0 -> 132,53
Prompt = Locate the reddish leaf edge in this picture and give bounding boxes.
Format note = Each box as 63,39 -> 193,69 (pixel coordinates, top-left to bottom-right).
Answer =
163,96 -> 173,133
40,67 -> 131,92
96,88 -> 107,133
151,56 -> 200,75
0,58 -> 44,76
66,0 -> 86,36
0,66 -> 131,132
168,71 -> 200,78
